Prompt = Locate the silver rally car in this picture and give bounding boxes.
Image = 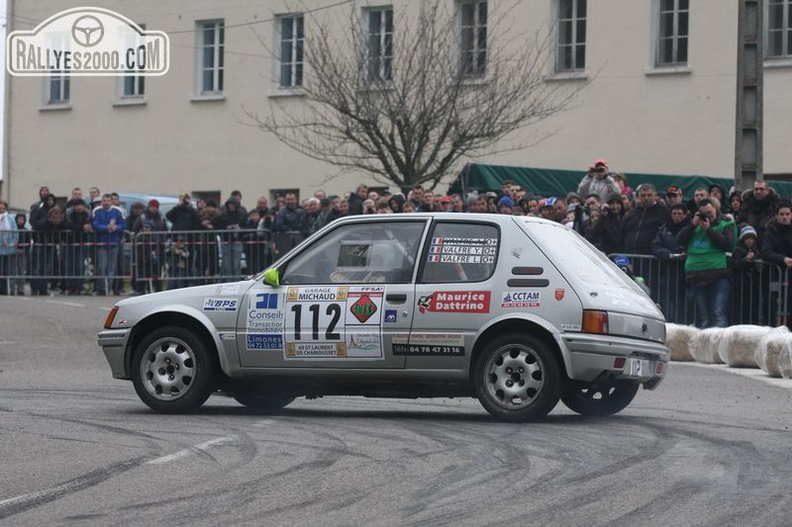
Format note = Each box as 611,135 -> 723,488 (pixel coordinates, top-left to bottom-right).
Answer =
98,213 -> 669,422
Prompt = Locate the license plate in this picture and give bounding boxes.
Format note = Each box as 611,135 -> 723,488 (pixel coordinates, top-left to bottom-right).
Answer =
626,358 -> 643,377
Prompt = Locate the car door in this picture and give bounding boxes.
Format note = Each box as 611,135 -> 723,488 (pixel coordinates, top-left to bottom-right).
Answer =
237,218 -> 429,369
407,220 -> 501,371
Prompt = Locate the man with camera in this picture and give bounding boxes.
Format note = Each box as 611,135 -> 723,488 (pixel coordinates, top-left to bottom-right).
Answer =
577,158 -> 621,203
677,197 -> 737,328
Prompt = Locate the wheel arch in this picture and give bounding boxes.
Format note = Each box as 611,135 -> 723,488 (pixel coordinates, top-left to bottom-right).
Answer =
470,316 -> 572,381
126,309 -> 228,378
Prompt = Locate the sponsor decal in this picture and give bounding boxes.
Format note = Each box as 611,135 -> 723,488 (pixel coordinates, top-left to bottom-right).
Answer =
606,291 -> 631,307
560,324 -> 582,332
554,288 -> 565,301
218,332 -> 235,340
417,291 -> 490,314
247,334 -> 284,350
384,309 -> 397,323
288,286 -> 348,302
203,298 -> 238,312
255,293 -> 278,309
285,342 -> 346,358
350,294 -> 377,323
219,283 -> 240,295
392,333 -> 465,356
501,291 -> 540,308
346,332 -> 382,357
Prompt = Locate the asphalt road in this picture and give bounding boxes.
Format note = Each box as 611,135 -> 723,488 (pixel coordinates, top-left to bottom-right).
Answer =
1,295 -> 791,526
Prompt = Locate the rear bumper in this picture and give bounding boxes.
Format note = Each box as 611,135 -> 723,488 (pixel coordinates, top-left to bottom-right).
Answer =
97,329 -> 132,379
562,333 -> 670,388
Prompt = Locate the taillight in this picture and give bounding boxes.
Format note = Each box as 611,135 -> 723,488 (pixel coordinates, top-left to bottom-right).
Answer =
582,310 -> 609,334
104,306 -> 119,329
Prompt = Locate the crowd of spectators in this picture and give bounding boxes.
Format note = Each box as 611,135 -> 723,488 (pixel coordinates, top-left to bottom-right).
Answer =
2,159 -> 792,330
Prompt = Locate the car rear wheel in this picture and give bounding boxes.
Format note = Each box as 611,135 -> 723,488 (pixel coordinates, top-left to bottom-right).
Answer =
561,379 -> 639,416
231,389 -> 295,413
132,326 -> 217,413
473,334 -> 561,422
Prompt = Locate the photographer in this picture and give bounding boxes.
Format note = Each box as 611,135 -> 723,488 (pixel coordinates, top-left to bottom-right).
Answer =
577,159 -> 621,203
586,200 -> 621,255
677,197 -> 737,328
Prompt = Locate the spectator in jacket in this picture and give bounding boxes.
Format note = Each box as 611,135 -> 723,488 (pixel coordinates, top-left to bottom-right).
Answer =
348,184 -> 369,215
577,159 -> 620,203
738,180 -> 780,238
760,201 -> 792,326
732,225 -> 763,325
686,187 -> 710,215
63,200 -> 93,295
586,199 -> 621,255
13,213 -> 29,295
651,204 -> 690,322
620,183 -> 670,302
214,198 -> 248,279
166,193 -> 201,232
677,197 -> 737,328
133,199 -> 167,233
195,200 -> 221,285
0,200 -> 18,295
92,194 -> 126,295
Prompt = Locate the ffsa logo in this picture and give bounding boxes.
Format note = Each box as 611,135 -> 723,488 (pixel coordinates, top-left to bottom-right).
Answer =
255,293 -> 278,309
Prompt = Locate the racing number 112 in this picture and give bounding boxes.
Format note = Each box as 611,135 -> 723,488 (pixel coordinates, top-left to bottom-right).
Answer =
291,303 -> 342,341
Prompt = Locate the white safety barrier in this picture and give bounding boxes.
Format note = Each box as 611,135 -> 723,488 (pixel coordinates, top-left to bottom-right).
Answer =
665,323 -> 698,361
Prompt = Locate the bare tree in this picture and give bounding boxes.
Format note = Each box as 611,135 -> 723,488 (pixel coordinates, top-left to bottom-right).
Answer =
249,0 -> 585,190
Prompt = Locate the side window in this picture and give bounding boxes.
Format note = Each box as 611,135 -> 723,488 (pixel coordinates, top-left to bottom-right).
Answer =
419,223 -> 499,283
281,221 -> 424,285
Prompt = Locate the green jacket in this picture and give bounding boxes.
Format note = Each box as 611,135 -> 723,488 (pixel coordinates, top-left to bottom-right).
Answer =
677,215 -> 737,276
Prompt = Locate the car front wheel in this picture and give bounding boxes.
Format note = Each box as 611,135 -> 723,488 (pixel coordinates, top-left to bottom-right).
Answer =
473,334 -> 561,422
131,326 -> 217,413
561,379 -> 639,416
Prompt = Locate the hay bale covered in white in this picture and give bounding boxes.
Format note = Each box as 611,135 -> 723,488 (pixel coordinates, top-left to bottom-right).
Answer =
665,323 -> 698,361
689,327 -> 726,364
756,329 -> 792,378
717,325 -> 769,368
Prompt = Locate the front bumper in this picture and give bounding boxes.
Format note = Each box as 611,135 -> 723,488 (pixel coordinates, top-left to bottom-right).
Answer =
97,328 -> 132,379
562,333 -> 670,388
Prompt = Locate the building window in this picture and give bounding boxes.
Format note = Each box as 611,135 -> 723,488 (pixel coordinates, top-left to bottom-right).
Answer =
459,0 -> 487,77
199,21 -> 224,94
123,74 -> 145,98
278,15 -> 304,88
48,73 -> 70,103
767,0 -> 792,58
656,0 -> 689,66
556,0 -> 586,72
365,7 -> 393,82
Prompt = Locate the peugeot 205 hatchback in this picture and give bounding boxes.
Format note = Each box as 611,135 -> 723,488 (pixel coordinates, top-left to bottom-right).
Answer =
98,213 -> 669,422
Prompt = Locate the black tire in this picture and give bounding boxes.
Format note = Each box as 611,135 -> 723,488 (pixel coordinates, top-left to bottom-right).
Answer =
131,326 -> 218,413
231,389 -> 295,413
561,379 -> 639,416
473,334 -> 562,422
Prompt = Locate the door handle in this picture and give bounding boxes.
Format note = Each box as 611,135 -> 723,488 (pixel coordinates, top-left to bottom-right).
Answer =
386,294 -> 407,304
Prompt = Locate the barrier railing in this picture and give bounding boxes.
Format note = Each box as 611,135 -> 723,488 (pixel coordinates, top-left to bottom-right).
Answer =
610,253 -> 790,328
0,228 -> 305,295
2,229 -> 788,328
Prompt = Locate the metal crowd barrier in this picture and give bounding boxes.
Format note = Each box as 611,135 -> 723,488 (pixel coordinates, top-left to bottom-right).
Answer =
612,253 -> 791,328
0,228 -> 305,295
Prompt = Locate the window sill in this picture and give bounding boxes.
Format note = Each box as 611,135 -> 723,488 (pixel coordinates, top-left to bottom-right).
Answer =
39,103 -> 72,112
190,94 -> 226,103
644,65 -> 692,76
113,97 -> 147,107
546,70 -> 588,82
268,88 -> 306,99
764,58 -> 792,69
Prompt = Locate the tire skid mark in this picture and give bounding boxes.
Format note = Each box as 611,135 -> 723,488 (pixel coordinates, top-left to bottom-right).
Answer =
0,455 -> 149,520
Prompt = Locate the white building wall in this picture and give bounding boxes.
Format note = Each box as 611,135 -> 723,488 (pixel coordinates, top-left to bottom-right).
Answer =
4,0 -> 792,209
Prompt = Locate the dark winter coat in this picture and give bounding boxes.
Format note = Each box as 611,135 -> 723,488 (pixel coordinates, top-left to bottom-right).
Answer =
738,188 -> 780,236
620,202 -> 670,255
760,219 -> 792,267
651,217 -> 690,260
166,203 -> 201,232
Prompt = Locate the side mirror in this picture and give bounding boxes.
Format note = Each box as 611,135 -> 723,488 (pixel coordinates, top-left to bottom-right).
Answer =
263,268 -> 280,286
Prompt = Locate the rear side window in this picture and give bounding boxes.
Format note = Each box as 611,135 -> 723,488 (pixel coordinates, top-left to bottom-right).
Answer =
419,222 -> 499,283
